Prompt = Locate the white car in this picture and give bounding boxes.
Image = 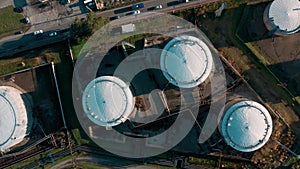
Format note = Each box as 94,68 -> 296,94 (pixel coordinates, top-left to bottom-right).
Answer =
155,5 -> 163,9
33,30 -> 43,36
133,10 -> 140,15
49,32 -> 57,37
25,17 -> 30,24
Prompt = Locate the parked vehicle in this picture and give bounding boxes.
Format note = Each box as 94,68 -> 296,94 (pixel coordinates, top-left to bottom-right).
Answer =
14,6 -> 23,13
25,17 -> 30,24
49,32 -> 57,37
110,15 -> 120,20
14,31 -> 23,35
33,30 -> 43,36
133,10 -> 141,15
155,5 -> 163,9
178,0 -> 189,3
132,3 -> 144,10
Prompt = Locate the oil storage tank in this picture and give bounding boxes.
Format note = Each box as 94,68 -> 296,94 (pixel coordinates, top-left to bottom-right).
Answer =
263,0 -> 300,35
0,86 -> 32,153
220,100 -> 273,152
160,35 -> 213,88
82,76 -> 135,127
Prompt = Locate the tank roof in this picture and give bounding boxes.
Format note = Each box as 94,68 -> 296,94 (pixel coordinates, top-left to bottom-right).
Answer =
0,86 -> 31,153
82,76 -> 135,127
160,35 -> 213,88
268,0 -> 300,34
221,101 -> 273,152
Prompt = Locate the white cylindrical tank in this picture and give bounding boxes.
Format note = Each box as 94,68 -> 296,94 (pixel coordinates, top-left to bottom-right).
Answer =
0,86 -> 32,153
160,35 -> 213,88
82,76 -> 135,127
264,0 -> 300,35
220,100 -> 273,152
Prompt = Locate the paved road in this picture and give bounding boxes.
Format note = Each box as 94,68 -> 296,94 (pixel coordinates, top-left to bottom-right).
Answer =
0,0 -> 219,57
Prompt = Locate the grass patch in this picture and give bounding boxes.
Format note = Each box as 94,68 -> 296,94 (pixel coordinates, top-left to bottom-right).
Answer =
283,157 -> 300,167
72,128 -> 91,146
188,157 -> 217,167
0,57 -> 40,75
70,164 -> 112,169
220,47 -> 251,73
295,96 -> 300,105
44,152 -> 80,169
71,39 -> 87,60
8,155 -> 41,169
0,43 -> 64,76
245,42 -> 270,65
147,164 -> 175,169
8,148 -> 65,169
0,5 -> 27,37
196,0 -> 270,13
188,156 -> 253,168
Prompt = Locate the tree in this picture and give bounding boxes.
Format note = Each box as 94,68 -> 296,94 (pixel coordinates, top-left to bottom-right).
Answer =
70,12 -> 109,42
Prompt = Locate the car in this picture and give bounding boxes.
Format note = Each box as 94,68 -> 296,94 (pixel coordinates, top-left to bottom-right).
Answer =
155,5 -> 163,9
33,30 -> 43,36
132,3 -> 144,10
14,31 -> 23,35
133,10 -> 140,15
25,17 -> 30,24
176,25 -> 184,30
110,15 -> 120,21
178,0 -> 189,3
49,32 -> 57,37
14,7 -> 23,13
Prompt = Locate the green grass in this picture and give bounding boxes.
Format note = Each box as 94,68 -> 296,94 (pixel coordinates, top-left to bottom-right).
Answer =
0,57 -> 40,75
188,157 -> 218,168
295,96 -> 300,105
72,128 -> 91,145
8,155 -> 41,169
44,152 -> 81,169
188,157 -> 253,168
245,42 -> 271,65
0,5 -> 27,37
70,164 -> 112,169
8,148 -> 65,169
71,39 -> 87,60
0,44 -> 63,76
196,0 -> 269,13
283,157 -> 300,168
147,164 -> 175,169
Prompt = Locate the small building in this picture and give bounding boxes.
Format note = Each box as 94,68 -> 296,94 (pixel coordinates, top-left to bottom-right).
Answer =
160,35 -> 213,88
82,76 -> 135,127
121,23 -> 136,34
263,0 -> 300,35
220,100 -> 273,152
0,86 -> 32,153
